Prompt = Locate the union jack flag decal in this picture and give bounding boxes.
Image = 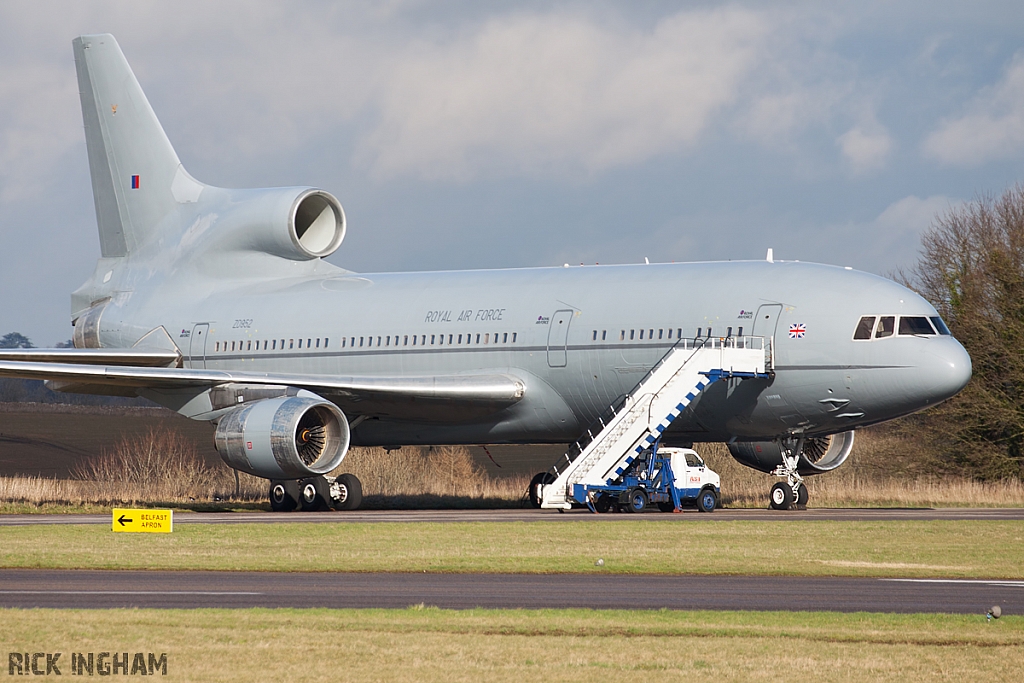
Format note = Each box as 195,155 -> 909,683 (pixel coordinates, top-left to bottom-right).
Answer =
789,323 -> 806,339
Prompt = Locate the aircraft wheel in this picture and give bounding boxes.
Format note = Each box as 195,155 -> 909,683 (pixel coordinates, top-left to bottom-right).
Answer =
299,476 -> 332,511
623,488 -> 648,513
795,483 -> 809,507
697,488 -> 718,513
269,480 -> 299,512
528,472 -> 555,508
595,494 -> 614,513
333,473 -> 363,511
769,482 -> 793,510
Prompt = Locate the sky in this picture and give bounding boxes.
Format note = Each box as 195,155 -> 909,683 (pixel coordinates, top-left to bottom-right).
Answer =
1,1 -> 1023,346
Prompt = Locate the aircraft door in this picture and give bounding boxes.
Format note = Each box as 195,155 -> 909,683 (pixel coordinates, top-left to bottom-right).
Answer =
547,309 -> 574,367
188,323 -> 210,369
752,304 -> 783,364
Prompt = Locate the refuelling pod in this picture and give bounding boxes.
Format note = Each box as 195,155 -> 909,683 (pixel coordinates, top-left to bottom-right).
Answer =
214,396 -> 349,479
727,431 -> 855,476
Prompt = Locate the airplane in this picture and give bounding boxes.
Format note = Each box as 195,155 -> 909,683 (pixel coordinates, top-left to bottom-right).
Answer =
0,34 -> 971,512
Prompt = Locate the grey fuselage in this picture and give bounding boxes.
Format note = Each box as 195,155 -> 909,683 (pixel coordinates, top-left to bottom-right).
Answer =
84,255 -> 972,447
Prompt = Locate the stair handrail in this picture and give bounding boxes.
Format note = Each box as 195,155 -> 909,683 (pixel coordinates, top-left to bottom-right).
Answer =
549,335 -> 766,476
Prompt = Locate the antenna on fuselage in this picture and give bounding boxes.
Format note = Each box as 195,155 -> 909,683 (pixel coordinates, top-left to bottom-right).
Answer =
766,248 -> 774,263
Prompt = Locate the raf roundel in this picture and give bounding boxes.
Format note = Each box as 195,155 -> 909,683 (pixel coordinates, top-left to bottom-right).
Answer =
789,323 -> 806,339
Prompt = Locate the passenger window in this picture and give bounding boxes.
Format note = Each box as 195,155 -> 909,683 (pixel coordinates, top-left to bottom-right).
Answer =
930,316 -> 951,335
504,333 -> 509,343
899,316 -> 936,335
738,327 -> 743,336
667,329 -> 673,339
727,327 -> 733,338
475,334 -> 480,344
404,335 -> 409,345
649,329 -> 654,339
854,316 -> 875,340
620,330 -> 625,341
639,329 -> 644,340
630,330 -> 635,340
875,317 -> 894,338
307,338 -> 312,348
512,332 -> 517,343
601,331 -> 607,341
247,341 -> 252,351
449,334 -> 454,344
696,328 -> 702,337
215,342 -> 220,352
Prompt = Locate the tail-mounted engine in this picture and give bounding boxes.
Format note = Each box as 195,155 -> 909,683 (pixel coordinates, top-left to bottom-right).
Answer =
214,396 -> 350,479
199,186 -> 346,261
727,430 -> 855,476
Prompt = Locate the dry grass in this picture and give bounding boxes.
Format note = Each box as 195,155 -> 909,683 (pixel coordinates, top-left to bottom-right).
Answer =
0,431 -> 527,511
335,446 -> 530,509
1,609 -> 1022,683
2,426 -> 1024,511
698,436 -> 1024,508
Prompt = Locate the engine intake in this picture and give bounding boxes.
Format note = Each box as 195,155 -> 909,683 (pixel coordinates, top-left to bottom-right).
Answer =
214,396 -> 350,479
728,431 -> 855,476
290,190 -> 346,258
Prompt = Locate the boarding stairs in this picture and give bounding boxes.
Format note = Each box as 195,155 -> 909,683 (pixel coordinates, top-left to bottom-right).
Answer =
539,336 -> 771,509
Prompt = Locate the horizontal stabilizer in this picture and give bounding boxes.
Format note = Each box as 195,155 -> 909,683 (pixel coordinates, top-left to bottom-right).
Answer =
0,348 -> 180,368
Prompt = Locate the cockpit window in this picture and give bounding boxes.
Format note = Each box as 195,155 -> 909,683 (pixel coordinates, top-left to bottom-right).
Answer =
875,316 -> 895,338
853,316 -> 876,340
898,316 -> 936,335
930,316 -> 951,335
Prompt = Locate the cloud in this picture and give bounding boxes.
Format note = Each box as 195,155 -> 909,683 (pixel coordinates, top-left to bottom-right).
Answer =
923,52 -> 1024,166
358,8 -> 771,180
836,123 -> 893,173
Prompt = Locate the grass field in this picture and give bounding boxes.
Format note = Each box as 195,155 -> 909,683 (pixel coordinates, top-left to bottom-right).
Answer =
1,608 -> 1020,682
1,520 -> 1021,578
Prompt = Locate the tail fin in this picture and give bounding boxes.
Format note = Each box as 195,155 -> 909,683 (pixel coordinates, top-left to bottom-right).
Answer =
73,34 -> 204,257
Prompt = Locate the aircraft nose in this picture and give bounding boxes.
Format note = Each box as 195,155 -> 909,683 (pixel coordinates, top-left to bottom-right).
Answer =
922,338 -> 972,403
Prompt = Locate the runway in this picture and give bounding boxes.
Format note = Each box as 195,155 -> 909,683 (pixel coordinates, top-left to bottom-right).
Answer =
1,507 -> 1023,525
0,569 -> 1018,613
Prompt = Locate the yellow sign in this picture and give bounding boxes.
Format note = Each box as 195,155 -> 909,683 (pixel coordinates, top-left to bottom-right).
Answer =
112,508 -> 173,533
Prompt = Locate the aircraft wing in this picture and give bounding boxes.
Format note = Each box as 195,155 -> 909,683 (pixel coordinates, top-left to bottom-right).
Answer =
0,353 -> 525,422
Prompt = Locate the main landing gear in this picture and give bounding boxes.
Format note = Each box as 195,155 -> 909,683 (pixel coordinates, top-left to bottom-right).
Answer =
768,437 -> 808,510
269,473 -> 363,512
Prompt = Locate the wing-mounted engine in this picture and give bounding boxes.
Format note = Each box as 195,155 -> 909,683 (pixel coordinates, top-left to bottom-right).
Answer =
214,395 -> 350,479
727,430 -> 855,476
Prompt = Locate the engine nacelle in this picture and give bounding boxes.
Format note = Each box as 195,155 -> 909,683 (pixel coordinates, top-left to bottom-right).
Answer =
727,431 -> 855,476
214,396 -> 350,479
209,186 -> 346,261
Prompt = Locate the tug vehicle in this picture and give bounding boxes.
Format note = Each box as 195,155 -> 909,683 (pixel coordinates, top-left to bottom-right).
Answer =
573,444 -> 720,513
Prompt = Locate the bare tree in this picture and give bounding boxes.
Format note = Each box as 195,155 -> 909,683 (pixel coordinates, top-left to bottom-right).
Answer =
905,183 -> 1024,479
